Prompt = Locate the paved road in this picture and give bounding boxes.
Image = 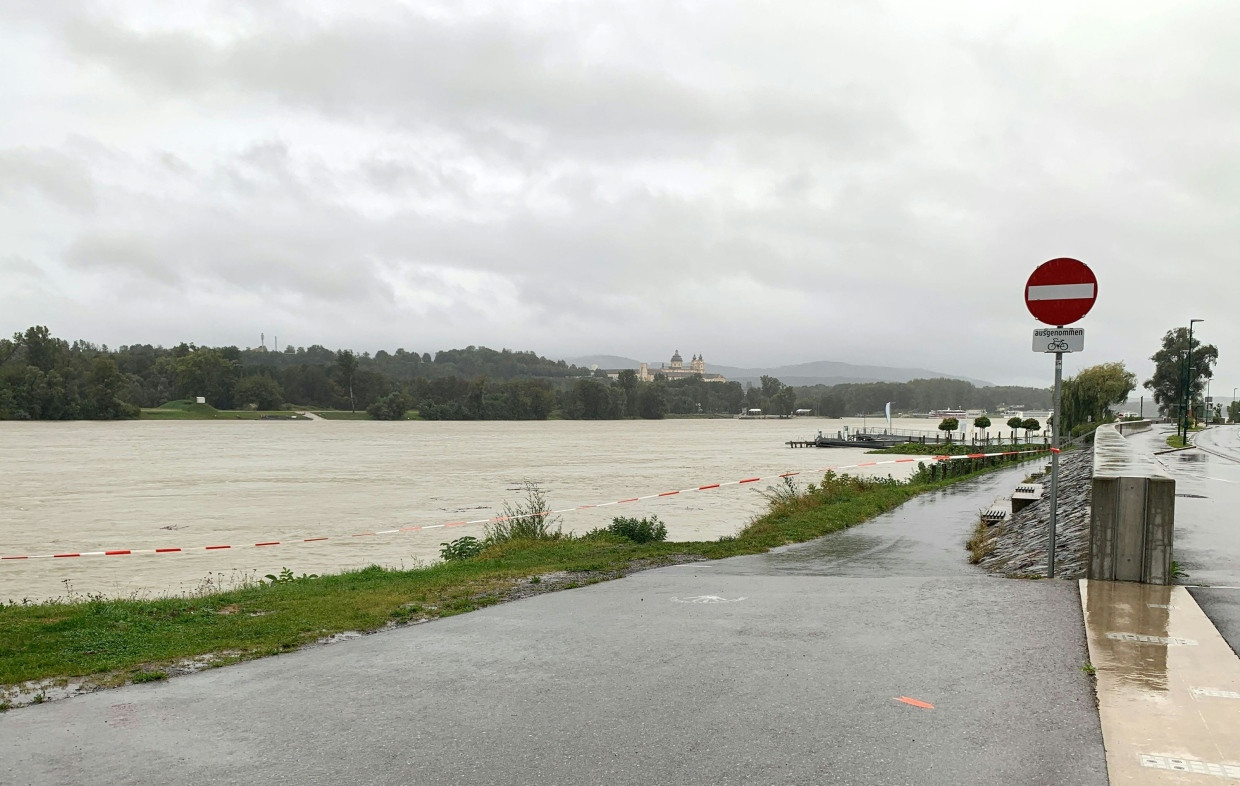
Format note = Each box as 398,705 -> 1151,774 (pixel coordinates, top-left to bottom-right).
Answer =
1137,424 -> 1240,656
0,465 -> 1107,786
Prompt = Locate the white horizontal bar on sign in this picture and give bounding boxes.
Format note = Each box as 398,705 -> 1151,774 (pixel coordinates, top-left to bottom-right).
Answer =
1027,283 -> 1095,301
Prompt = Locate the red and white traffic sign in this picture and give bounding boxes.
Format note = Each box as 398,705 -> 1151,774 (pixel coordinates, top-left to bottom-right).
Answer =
1025,258 -> 1097,326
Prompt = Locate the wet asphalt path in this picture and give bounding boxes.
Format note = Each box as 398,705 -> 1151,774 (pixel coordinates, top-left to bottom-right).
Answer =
0,464 -> 1106,786
1141,424 -> 1240,656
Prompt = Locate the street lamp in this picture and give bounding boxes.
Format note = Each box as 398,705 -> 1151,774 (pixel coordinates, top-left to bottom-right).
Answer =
1183,319 -> 1204,440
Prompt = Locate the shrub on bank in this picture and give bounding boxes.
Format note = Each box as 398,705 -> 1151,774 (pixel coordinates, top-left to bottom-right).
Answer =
598,515 -> 668,544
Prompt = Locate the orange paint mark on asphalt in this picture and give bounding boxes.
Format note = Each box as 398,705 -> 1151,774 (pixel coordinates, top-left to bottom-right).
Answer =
895,696 -> 935,709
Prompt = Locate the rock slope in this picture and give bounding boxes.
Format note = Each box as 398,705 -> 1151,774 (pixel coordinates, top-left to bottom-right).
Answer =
977,446 -> 1094,578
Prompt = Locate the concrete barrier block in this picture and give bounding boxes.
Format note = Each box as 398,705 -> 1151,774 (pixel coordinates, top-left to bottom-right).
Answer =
1088,423 -> 1176,584
1142,477 -> 1176,585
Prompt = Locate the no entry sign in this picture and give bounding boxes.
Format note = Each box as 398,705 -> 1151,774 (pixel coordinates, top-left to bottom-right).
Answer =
1025,258 -> 1097,326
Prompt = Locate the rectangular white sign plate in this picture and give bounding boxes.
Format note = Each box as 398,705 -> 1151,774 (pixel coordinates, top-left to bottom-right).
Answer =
1033,328 -> 1084,353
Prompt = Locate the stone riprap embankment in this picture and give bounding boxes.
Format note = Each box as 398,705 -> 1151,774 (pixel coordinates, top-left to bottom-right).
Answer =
977,444 -> 1094,578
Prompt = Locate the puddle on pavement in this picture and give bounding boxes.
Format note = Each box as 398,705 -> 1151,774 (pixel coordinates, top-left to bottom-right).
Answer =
1085,581 -> 1171,692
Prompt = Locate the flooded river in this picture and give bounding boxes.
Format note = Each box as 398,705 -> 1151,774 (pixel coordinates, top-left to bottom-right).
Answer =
1,417 -> 951,602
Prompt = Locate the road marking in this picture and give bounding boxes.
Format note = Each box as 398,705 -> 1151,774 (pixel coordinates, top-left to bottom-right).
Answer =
894,696 -> 934,709
1139,755 -> 1240,778
1105,632 -> 1198,646
1191,687 -> 1240,700
670,595 -> 746,604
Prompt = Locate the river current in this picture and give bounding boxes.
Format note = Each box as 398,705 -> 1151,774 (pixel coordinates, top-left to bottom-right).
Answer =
1,417 -> 961,601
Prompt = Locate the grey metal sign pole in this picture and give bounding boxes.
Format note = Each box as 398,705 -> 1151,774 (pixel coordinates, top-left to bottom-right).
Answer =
1047,338 -> 1063,578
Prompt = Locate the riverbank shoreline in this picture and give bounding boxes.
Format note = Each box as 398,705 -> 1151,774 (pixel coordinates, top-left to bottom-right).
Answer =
0,450 -> 1042,711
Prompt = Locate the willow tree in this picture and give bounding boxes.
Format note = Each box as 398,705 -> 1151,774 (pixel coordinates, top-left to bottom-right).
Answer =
1060,362 -> 1137,434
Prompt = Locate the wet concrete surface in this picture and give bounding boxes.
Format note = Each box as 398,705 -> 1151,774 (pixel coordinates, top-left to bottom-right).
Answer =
727,469 -> 1023,578
1082,581 -> 1240,782
0,463 -> 1109,785
1137,425 -> 1240,656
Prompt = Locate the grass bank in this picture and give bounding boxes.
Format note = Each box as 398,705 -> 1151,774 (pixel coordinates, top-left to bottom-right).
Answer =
140,401 -> 309,420
0,451 -> 1042,705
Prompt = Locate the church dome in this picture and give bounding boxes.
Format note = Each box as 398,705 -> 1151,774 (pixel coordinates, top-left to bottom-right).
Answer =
671,350 -> 683,363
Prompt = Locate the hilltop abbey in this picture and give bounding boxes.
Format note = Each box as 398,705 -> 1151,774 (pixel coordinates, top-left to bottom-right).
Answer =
637,350 -> 727,383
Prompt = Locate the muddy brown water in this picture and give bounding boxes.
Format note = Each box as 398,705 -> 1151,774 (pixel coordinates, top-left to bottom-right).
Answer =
0,417 -> 945,602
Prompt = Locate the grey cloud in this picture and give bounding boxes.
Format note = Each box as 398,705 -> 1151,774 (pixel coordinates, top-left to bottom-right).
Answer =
2,2 -> 1238,386
59,12 -> 905,158
0,146 -> 97,211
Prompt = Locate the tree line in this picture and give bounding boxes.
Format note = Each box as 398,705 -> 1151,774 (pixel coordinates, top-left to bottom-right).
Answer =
1,326 -> 1055,421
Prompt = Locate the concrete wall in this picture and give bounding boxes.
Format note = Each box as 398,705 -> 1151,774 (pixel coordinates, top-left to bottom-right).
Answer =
1088,422 -> 1175,584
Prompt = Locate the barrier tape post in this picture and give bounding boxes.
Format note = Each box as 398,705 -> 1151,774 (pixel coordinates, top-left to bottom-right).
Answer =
0,448 -> 1050,562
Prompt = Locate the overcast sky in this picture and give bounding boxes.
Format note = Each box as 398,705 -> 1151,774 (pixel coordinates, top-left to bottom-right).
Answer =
1,1 -> 1236,389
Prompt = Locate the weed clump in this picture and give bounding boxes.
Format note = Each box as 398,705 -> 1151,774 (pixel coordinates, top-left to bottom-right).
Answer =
485,481 -> 562,544
966,518 -> 999,564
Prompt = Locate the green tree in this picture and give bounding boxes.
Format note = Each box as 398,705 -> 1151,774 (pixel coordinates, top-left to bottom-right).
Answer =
938,417 -> 959,441
18,325 -> 66,373
1059,362 -> 1137,434
760,375 -> 785,400
174,348 -> 239,408
1143,327 -> 1218,419
1229,400 -> 1240,423
638,384 -> 668,419
367,391 -> 413,420
336,350 -> 358,412
1021,418 -> 1041,438
234,375 -> 284,411
1007,416 -> 1023,440
566,378 -> 615,419
617,369 -> 639,417
84,358 -> 136,419
772,386 -> 798,416
973,415 -> 991,431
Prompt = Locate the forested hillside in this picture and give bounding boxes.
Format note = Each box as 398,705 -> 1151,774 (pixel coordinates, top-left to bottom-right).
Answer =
0,326 -> 1049,421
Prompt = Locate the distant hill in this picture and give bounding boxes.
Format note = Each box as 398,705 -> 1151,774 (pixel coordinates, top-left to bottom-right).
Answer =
564,356 -> 993,388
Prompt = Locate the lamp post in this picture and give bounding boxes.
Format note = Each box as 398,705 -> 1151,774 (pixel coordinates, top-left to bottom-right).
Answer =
1184,319 -> 1204,441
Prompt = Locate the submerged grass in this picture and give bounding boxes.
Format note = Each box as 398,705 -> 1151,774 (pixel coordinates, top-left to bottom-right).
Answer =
0,450 -> 1042,698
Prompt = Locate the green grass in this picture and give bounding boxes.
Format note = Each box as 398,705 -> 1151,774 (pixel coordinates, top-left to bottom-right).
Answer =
0,452 -> 1038,696
140,401 -> 309,420
1165,434 -> 1191,449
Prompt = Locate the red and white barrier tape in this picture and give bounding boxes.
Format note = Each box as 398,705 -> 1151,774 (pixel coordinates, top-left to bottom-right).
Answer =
0,449 -> 1048,561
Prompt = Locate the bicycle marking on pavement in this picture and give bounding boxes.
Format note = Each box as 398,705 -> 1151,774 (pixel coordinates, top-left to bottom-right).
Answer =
1105,632 -> 1198,646
1190,687 -> 1240,700
1139,755 -> 1240,779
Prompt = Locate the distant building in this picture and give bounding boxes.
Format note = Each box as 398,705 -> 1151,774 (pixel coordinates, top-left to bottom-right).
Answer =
606,350 -> 727,383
